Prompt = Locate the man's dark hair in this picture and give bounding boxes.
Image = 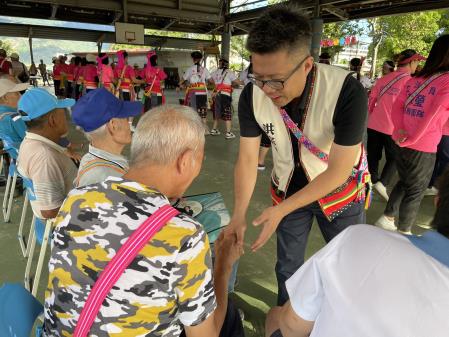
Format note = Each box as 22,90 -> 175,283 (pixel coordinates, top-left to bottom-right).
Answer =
0,49 -> 6,57
21,111 -> 52,130
246,6 -> 311,55
416,34 -> 449,78
431,167 -> 449,238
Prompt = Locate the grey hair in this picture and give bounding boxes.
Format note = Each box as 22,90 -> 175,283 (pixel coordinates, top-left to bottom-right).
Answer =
84,124 -> 108,142
130,104 -> 205,167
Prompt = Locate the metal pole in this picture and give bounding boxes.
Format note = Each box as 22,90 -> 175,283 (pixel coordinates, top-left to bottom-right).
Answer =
311,18 -> 323,62
28,27 -> 34,65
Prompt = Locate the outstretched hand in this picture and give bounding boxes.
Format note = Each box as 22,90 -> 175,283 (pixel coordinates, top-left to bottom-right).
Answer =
251,206 -> 284,252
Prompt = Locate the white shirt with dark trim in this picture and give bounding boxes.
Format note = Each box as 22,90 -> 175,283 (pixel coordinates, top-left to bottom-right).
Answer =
17,132 -> 77,218
286,225 -> 449,337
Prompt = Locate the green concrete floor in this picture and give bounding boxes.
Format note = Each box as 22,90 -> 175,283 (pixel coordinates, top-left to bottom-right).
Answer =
0,88 -> 435,337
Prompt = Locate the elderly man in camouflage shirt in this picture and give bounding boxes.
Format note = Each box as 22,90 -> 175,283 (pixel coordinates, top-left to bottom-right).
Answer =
43,104 -> 243,337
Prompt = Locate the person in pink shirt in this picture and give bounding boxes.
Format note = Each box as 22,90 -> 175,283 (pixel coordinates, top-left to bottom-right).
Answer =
376,35 -> 449,234
114,50 -> 144,101
65,57 -> 76,99
97,53 -> 115,93
73,56 -> 83,100
52,57 -> 63,97
83,54 -> 99,94
427,121 -> 449,196
143,51 -> 167,111
367,49 -> 425,201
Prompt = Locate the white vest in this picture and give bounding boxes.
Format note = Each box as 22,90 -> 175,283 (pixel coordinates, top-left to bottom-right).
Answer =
252,63 -> 361,194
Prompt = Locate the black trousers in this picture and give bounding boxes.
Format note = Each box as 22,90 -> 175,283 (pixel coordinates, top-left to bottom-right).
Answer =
384,146 -> 436,232
275,201 -> 365,305
367,128 -> 397,186
179,298 -> 244,337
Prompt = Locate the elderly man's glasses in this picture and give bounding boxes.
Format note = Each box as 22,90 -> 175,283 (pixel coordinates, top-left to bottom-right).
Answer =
248,55 -> 310,90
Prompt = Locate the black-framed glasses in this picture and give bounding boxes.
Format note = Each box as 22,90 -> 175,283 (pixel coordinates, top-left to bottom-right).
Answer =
248,54 -> 310,90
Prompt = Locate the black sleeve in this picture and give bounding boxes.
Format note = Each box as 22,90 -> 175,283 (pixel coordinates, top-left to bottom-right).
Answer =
238,83 -> 262,137
332,75 -> 368,146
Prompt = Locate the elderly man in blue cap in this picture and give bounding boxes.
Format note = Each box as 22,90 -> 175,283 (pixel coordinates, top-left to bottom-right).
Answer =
17,88 -> 76,219
72,88 -> 142,187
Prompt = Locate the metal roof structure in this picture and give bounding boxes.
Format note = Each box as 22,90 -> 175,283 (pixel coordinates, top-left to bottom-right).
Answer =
229,0 -> 449,34
0,22 -> 215,50
0,0 -> 448,41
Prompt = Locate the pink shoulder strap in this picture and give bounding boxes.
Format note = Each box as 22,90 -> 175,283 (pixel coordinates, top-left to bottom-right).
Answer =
73,204 -> 179,337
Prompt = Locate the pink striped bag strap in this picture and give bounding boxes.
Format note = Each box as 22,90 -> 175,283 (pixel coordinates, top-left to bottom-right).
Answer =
73,204 -> 179,337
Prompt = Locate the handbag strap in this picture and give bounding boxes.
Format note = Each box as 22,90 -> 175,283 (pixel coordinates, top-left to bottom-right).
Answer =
404,72 -> 447,108
73,204 -> 179,337
279,108 -> 329,162
378,72 -> 409,99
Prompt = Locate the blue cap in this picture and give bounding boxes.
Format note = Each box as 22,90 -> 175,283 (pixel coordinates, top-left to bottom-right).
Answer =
18,88 -> 75,121
72,88 -> 143,132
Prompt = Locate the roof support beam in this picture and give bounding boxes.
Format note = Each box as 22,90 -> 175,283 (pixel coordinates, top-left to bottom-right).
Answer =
50,5 -> 58,19
322,4 -> 349,20
122,0 -> 128,22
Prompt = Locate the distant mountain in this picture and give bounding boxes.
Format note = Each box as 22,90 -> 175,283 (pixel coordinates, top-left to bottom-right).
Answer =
0,15 -> 113,65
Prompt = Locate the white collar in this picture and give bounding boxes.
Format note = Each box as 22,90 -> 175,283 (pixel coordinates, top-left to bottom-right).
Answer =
25,132 -> 66,153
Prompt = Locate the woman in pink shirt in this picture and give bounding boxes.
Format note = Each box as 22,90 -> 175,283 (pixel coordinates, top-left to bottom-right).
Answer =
143,51 -> 167,111
376,35 -> 449,234
97,53 -> 115,93
114,50 -> 144,101
83,54 -> 99,93
367,49 -> 425,201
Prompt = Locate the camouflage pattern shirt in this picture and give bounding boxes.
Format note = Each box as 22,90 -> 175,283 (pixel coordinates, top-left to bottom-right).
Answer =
43,177 -> 216,337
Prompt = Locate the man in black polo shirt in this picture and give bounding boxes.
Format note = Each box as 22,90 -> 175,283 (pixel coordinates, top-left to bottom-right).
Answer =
226,6 -> 368,306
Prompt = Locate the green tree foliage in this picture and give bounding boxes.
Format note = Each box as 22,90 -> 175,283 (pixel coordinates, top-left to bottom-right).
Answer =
368,10 -> 445,75
0,40 -> 13,54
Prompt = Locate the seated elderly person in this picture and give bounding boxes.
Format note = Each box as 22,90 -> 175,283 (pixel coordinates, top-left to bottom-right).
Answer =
72,88 -> 142,187
43,104 -> 244,337
0,78 -> 28,147
266,172 -> 449,337
17,88 -> 77,219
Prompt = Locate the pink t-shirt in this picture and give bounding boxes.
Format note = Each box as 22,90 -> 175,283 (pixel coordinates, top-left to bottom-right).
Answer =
144,66 -> 167,93
99,65 -> 114,84
368,69 -> 411,135
83,64 -> 98,88
114,65 -> 135,90
391,73 -> 449,153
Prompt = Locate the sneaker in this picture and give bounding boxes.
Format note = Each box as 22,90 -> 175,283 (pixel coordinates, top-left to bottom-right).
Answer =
374,215 -> 397,231
225,132 -> 236,139
204,129 -> 210,136
424,186 -> 438,196
398,229 -> 413,236
373,181 -> 389,201
210,128 -> 221,136
415,222 -> 434,230
257,164 -> 266,171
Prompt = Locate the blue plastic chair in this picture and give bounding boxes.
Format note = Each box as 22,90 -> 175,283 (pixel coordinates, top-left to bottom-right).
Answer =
21,177 -> 54,296
0,283 -> 43,337
2,141 -> 19,223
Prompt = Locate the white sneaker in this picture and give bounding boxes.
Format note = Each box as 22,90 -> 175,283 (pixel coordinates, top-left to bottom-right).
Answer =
398,229 -> 413,236
375,215 -> 397,231
373,181 -> 389,201
424,186 -> 438,196
225,132 -> 236,139
257,164 -> 266,171
204,129 -> 210,136
210,128 -> 221,136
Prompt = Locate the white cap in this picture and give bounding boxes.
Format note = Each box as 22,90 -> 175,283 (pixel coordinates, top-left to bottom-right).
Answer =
0,78 -> 29,98
86,54 -> 96,63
